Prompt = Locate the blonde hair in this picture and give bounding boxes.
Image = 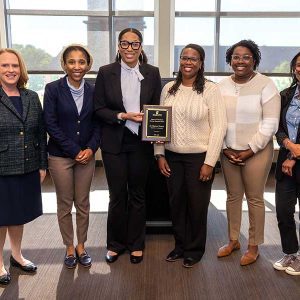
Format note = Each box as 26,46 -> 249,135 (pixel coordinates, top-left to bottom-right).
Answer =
60,44 -> 93,73
0,48 -> 29,88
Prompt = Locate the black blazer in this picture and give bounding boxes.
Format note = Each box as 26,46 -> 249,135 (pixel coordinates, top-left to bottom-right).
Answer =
94,62 -> 162,154
0,87 -> 47,176
43,76 -> 101,159
275,85 -> 300,180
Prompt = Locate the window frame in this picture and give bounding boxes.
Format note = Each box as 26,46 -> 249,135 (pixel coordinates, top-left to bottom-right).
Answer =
4,0 -> 154,73
3,0 -> 300,77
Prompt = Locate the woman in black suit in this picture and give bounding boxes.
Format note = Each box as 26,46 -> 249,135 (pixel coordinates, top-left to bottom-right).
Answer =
44,44 -> 100,269
0,48 -> 47,285
273,51 -> 300,275
94,28 -> 161,264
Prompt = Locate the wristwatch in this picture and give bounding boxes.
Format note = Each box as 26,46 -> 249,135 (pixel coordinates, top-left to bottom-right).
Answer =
155,154 -> 165,160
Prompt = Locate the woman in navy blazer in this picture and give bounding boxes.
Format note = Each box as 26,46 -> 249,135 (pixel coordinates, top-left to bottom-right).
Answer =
94,28 -> 161,264
44,44 -> 100,269
273,51 -> 300,275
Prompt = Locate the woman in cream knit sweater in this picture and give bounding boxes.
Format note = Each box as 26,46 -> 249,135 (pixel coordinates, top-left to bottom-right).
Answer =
154,44 -> 226,268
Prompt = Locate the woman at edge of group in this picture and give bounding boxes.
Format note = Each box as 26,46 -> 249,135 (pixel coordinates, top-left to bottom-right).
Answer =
94,28 -> 161,264
217,40 -> 280,266
273,51 -> 300,276
43,44 -> 100,269
155,44 -> 227,268
0,48 -> 47,285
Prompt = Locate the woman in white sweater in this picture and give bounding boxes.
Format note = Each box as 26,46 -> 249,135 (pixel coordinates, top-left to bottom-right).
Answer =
217,40 -> 280,266
155,44 -> 227,268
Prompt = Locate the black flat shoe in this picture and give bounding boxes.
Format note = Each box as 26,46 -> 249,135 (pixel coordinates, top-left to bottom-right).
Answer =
10,256 -> 37,273
166,250 -> 184,262
182,257 -> 199,268
64,253 -> 77,269
105,252 -> 119,263
76,249 -> 92,268
130,253 -> 143,264
0,271 -> 11,285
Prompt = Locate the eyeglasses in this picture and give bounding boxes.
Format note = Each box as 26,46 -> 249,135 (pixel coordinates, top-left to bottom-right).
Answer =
119,40 -> 141,50
180,56 -> 201,63
231,55 -> 253,62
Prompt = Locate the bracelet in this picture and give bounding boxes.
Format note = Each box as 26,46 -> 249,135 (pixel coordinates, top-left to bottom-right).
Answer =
155,154 -> 165,160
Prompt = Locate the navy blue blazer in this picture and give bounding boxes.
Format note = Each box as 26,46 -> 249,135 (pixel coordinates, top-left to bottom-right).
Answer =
0,87 -> 47,175
43,76 -> 101,159
94,62 -> 162,154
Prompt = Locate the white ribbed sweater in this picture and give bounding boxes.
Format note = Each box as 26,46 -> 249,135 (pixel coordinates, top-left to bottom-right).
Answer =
154,81 -> 227,167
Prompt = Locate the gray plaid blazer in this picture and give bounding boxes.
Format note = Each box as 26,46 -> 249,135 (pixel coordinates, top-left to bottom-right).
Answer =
0,87 -> 47,176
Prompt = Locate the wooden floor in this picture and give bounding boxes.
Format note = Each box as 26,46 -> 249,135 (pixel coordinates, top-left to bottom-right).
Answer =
1,166 -> 299,300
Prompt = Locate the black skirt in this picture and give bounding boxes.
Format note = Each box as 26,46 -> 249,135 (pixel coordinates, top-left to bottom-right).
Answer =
0,170 -> 43,226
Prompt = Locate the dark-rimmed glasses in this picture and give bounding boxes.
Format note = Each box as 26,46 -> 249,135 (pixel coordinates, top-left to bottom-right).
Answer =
119,40 -> 141,50
180,56 -> 201,63
231,55 -> 253,62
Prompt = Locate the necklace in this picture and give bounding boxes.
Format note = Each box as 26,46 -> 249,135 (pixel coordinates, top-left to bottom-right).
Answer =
233,72 -> 255,95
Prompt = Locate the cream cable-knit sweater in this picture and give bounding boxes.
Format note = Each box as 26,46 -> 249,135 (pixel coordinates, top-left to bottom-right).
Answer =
154,80 -> 227,167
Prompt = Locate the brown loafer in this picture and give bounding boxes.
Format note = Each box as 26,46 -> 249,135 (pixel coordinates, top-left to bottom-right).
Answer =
240,251 -> 259,266
217,241 -> 240,258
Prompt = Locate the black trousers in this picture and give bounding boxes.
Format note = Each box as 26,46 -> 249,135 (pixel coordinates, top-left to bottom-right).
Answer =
275,175 -> 300,254
166,151 -> 214,261
102,130 -> 151,252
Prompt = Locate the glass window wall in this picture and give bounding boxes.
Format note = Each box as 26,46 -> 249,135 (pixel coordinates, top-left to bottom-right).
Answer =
174,17 -> 215,72
4,0 -> 300,92
221,0 -> 299,12
6,0 -> 108,10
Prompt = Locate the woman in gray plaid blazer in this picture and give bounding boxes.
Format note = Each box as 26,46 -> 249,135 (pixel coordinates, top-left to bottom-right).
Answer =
0,48 -> 47,285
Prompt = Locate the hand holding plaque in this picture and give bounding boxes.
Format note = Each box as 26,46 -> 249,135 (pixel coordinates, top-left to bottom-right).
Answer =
142,105 -> 172,142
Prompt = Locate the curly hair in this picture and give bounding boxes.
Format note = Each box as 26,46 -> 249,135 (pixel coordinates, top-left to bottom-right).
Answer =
225,39 -> 261,70
115,28 -> 148,64
168,43 -> 206,96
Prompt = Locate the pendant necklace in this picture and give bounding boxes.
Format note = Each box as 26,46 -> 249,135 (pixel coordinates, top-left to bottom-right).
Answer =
233,72 -> 255,95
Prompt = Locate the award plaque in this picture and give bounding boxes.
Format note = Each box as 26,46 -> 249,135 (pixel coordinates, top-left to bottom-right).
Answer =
142,105 -> 172,142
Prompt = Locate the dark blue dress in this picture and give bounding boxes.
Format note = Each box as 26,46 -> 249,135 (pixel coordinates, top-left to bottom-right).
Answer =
0,96 -> 42,226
